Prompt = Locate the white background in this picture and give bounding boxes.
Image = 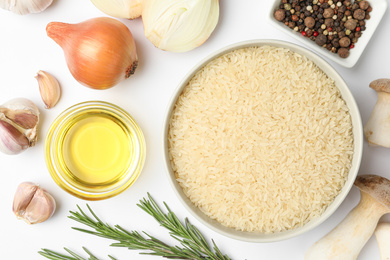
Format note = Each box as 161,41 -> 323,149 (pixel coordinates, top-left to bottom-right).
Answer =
1,0 -> 390,259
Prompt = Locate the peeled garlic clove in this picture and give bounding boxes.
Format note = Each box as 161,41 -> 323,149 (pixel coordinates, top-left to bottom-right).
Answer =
0,0 -> 53,15
13,182 -> 56,224
90,0 -> 142,19
142,0 -> 219,52
0,98 -> 39,155
35,70 -> 61,109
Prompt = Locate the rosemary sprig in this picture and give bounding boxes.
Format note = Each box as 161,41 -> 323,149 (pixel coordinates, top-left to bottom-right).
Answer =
38,247 -> 116,260
40,193 -> 231,260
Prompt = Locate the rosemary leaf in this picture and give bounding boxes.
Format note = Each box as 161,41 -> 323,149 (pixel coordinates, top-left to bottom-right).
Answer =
38,247 -> 115,260
39,193 -> 232,260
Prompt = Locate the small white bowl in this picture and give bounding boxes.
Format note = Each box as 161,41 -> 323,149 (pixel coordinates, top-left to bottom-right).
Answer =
162,40 -> 363,242
267,0 -> 387,68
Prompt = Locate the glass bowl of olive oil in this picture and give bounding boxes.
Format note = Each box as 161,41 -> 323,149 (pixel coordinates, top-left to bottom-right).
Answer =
45,101 -> 146,200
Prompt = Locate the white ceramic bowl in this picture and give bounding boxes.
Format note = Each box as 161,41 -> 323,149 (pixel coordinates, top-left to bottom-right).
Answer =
162,40 -> 363,242
267,0 -> 387,68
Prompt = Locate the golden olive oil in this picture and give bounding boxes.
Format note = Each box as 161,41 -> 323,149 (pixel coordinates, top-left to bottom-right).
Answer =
45,101 -> 146,200
61,114 -> 132,186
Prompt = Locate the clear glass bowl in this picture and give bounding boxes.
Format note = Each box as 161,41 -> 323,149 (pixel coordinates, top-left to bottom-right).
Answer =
45,101 -> 146,200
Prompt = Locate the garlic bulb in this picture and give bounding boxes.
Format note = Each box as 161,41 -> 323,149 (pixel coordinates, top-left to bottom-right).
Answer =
36,70 -> 61,109
0,98 -> 39,155
13,182 -> 56,224
0,0 -> 53,15
90,0 -> 142,19
142,0 -> 219,52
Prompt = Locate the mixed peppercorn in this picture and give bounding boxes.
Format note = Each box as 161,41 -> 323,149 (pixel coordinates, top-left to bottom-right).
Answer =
274,0 -> 372,58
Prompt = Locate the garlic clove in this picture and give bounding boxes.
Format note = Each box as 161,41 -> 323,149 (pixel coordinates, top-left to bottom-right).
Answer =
1,108 -> 39,129
0,0 -> 54,15
90,0 -> 143,19
142,0 -> 219,52
0,120 -> 30,155
0,98 -> 39,154
35,70 -> 61,109
12,182 -> 38,215
13,182 -> 56,224
23,187 -> 56,224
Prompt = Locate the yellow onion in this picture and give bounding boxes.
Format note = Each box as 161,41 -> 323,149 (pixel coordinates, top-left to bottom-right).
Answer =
46,17 -> 138,90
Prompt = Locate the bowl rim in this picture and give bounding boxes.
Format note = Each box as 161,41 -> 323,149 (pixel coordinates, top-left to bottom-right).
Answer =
45,100 -> 146,201
162,39 -> 363,242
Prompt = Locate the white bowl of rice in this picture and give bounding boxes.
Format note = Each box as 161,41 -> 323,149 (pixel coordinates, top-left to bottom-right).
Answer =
162,39 -> 363,242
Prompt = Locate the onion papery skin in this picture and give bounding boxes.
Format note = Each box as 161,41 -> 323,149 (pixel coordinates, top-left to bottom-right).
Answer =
46,17 -> 138,90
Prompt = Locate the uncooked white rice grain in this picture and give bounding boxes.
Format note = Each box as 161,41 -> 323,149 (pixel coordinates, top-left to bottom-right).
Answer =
168,46 -> 353,233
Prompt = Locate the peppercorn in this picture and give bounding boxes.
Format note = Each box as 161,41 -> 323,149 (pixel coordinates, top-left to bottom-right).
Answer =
339,36 -> 351,47
351,3 -> 359,10
315,34 -> 328,46
284,3 -> 292,10
338,5 -> 347,13
305,16 -> 316,28
353,9 -> 366,20
323,8 -> 334,18
273,0 -> 371,59
324,18 -> 334,27
332,37 -> 340,48
338,48 -> 349,58
359,1 -> 370,10
274,9 -> 286,21
344,0 -> 352,7
344,19 -> 357,30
